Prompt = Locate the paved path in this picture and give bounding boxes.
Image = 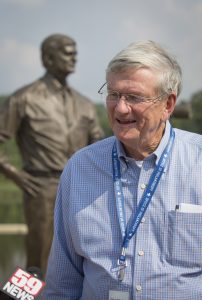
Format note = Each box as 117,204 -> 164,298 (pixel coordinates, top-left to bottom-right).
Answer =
0,223 -> 28,234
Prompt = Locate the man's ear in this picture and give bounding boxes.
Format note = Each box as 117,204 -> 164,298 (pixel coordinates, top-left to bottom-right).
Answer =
42,53 -> 53,69
163,93 -> 177,121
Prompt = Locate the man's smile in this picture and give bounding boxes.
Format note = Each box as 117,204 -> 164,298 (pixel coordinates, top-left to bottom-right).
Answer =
116,118 -> 137,125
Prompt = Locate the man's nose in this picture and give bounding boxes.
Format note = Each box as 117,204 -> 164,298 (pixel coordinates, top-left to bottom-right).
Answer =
115,96 -> 130,113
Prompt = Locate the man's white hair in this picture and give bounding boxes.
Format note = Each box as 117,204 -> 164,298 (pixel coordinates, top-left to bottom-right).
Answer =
106,40 -> 182,97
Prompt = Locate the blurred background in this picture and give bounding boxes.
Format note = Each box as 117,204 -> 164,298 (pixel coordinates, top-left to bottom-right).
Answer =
0,0 -> 202,283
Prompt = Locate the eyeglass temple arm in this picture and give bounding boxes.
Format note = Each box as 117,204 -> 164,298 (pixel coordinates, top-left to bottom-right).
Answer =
98,82 -> 107,94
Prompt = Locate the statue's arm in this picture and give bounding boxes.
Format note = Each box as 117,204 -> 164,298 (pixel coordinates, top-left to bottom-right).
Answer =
0,96 -> 42,197
88,104 -> 105,143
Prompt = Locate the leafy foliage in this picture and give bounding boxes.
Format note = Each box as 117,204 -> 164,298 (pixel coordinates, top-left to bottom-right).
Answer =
0,95 -> 7,103
96,103 -> 113,137
172,92 -> 202,134
190,90 -> 202,133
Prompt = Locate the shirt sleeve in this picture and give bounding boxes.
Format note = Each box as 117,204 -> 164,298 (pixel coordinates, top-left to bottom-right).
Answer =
0,94 -> 23,142
69,87 -> 104,144
43,161 -> 84,300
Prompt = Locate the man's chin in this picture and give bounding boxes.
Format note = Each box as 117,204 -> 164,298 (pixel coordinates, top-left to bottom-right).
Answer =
66,69 -> 75,75
114,127 -> 138,140
115,133 -> 139,145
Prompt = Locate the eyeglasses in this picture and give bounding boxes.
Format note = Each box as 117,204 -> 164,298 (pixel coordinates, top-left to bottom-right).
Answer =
98,82 -> 167,105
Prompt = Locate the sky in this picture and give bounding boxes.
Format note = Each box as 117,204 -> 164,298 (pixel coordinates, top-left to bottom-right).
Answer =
0,0 -> 202,103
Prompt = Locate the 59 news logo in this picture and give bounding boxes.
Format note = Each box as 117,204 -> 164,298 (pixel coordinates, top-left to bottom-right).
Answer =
0,267 -> 45,299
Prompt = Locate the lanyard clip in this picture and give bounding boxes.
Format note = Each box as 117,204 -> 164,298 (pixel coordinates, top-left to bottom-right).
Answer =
117,248 -> 127,282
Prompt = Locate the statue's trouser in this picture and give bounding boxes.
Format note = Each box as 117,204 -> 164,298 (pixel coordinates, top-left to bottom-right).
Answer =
23,176 -> 60,277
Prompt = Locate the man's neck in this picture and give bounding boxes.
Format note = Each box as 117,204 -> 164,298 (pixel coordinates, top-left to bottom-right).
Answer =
46,71 -> 69,87
124,123 -> 166,160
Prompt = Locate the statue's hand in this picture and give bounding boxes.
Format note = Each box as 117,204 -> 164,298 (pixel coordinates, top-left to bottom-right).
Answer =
15,170 -> 43,197
0,160 -> 43,197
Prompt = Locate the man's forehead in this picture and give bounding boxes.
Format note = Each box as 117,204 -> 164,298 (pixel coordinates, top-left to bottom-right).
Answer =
55,41 -> 76,53
63,45 -> 76,53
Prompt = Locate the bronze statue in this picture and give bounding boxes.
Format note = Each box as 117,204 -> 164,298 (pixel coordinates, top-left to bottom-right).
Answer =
0,34 -> 104,275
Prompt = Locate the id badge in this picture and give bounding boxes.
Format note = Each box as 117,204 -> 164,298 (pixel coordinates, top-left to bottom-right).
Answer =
109,290 -> 129,300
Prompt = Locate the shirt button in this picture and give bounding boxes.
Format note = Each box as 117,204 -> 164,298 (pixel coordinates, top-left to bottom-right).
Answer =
141,217 -> 146,223
138,250 -> 144,256
140,183 -> 146,189
136,285 -> 142,292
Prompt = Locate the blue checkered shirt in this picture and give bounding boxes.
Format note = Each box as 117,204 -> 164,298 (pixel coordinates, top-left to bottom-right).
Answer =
43,121 -> 202,300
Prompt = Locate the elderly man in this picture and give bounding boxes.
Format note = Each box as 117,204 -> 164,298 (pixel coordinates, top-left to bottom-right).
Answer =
43,40 -> 202,300
0,34 -> 103,275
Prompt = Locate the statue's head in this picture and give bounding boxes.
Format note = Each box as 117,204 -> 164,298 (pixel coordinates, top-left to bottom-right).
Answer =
41,34 -> 77,77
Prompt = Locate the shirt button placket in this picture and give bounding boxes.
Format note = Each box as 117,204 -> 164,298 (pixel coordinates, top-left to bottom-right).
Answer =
135,174 -> 147,297
135,209 -> 145,296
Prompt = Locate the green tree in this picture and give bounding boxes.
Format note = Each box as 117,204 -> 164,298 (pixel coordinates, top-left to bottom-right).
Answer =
171,94 -> 202,134
171,100 -> 194,132
0,95 -> 7,104
190,90 -> 202,134
96,103 -> 113,137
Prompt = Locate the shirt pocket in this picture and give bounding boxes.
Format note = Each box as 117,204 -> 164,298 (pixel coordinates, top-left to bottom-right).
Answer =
165,211 -> 202,268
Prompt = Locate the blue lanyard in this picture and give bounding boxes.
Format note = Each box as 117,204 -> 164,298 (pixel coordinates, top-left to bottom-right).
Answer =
112,126 -> 175,281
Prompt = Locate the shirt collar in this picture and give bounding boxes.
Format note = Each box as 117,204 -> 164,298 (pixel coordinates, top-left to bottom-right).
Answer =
154,121 -> 171,165
115,121 -> 171,167
42,73 -> 70,93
